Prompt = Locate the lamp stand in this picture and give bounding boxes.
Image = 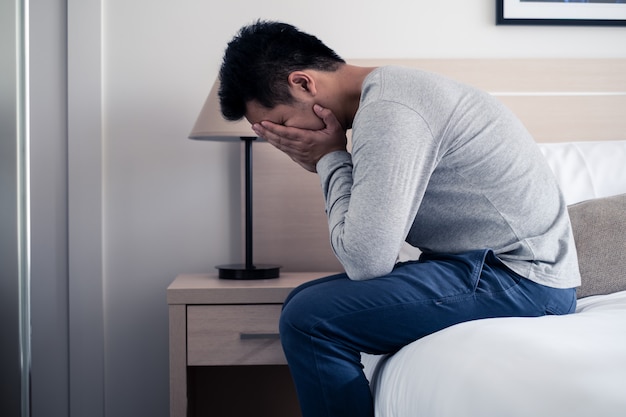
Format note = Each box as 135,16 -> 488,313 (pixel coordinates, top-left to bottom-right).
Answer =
216,137 -> 281,279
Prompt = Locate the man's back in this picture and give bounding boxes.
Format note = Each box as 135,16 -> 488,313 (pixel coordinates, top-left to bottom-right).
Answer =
318,66 -> 580,288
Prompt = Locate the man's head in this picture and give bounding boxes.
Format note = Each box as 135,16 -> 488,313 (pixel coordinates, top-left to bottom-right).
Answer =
218,20 -> 345,122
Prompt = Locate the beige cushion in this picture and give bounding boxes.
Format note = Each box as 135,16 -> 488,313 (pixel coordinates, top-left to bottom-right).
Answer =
568,193 -> 626,298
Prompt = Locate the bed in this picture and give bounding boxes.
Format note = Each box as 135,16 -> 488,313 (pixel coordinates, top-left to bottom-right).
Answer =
362,139 -> 626,417
250,59 -> 626,417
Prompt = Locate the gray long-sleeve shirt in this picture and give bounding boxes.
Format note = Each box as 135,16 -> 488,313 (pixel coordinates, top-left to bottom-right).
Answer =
316,66 -> 581,288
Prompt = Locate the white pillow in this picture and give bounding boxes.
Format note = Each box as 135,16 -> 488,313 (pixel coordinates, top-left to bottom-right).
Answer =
538,140 -> 626,205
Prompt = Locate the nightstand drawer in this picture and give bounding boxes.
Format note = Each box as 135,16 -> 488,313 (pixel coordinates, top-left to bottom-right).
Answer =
187,304 -> 286,366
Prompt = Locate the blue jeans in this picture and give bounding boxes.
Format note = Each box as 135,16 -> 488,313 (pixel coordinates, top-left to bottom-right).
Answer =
279,249 -> 576,417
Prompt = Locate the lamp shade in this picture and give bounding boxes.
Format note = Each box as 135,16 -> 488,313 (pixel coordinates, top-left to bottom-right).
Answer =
188,79 -> 256,141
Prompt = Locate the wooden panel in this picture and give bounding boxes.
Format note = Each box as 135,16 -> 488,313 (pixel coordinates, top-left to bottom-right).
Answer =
169,304 -> 187,417
347,59 -> 626,143
498,95 -> 626,142
167,272 -> 331,305
348,59 -> 626,93
252,147 -> 343,272
187,304 -> 285,366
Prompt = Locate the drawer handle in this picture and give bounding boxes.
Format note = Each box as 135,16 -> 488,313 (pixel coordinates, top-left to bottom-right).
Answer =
240,332 -> 280,340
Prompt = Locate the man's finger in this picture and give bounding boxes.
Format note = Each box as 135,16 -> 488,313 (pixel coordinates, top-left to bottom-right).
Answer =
313,104 -> 342,131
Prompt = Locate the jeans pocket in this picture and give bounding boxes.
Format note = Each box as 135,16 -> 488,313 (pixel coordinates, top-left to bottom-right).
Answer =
474,250 -> 522,296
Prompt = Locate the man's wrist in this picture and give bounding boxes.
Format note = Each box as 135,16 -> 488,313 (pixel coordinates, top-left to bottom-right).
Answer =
316,150 -> 352,176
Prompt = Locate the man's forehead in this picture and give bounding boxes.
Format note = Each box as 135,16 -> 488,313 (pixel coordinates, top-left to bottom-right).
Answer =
245,100 -> 282,125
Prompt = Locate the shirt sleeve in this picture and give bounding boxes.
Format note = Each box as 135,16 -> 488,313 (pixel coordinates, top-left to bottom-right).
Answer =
316,100 -> 438,280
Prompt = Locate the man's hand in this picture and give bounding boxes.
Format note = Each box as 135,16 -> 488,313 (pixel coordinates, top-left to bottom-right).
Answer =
251,105 -> 347,173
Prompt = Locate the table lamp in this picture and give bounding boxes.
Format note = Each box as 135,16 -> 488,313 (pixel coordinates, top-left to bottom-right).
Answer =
189,79 -> 280,279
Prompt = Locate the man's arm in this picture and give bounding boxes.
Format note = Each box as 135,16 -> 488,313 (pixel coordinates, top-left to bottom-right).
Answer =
317,101 -> 437,280
255,103 -> 436,280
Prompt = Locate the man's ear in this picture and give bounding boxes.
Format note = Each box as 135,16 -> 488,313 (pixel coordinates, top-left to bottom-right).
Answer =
288,71 -> 317,98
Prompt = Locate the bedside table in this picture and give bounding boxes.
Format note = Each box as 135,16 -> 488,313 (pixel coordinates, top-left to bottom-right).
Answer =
167,272 -> 333,417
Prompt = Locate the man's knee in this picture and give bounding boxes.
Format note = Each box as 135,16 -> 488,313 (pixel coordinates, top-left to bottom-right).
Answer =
280,291 -> 308,336
279,288 -> 325,348
279,296 -> 308,353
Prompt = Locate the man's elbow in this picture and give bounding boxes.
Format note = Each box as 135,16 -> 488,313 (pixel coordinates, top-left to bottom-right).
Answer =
331,237 -> 398,280
342,259 -> 395,281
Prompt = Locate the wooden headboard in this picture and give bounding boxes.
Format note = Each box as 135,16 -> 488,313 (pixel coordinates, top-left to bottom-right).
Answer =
250,59 -> 626,273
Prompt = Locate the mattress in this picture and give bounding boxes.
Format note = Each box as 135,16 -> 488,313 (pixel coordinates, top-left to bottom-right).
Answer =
362,290 -> 626,417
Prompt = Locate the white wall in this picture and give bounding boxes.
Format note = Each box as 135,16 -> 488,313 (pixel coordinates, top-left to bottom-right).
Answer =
100,1 -> 626,416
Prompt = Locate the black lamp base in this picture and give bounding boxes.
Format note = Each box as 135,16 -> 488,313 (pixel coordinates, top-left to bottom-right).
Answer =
216,264 -> 281,280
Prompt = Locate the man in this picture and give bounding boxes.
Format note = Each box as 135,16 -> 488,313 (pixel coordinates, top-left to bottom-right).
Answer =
218,20 -> 580,417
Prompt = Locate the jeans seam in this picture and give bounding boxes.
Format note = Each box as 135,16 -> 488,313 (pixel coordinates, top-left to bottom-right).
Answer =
310,334 -> 334,417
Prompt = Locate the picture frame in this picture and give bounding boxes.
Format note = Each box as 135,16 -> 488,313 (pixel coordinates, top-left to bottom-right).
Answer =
496,0 -> 626,26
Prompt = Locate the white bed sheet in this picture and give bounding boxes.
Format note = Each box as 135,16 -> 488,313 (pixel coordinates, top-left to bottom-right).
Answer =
362,290 -> 626,417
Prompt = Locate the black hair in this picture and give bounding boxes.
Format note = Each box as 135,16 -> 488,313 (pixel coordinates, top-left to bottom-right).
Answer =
218,20 -> 345,121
